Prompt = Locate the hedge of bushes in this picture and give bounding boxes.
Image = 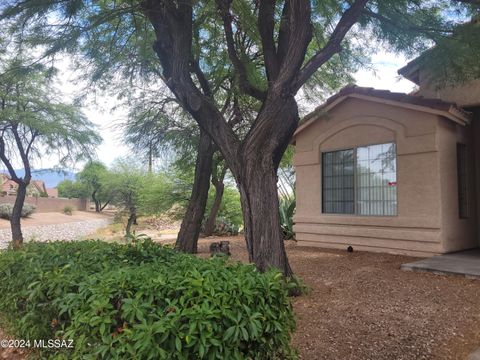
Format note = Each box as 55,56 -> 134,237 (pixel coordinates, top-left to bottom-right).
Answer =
0,239 -> 296,359
0,203 -> 36,220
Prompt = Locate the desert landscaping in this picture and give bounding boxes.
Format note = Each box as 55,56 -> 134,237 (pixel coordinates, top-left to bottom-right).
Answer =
1,0 -> 480,358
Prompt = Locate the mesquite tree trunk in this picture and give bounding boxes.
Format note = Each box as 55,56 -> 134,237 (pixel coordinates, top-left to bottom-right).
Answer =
148,141 -> 153,173
125,208 -> 137,237
203,163 -> 226,237
175,130 -> 214,253
0,126 -> 33,250
142,2 -> 297,274
235,98 -> 298,276
141,0 -> 368,276
92,190 -> 101,212
10,182 -> 27,249
238,166 -> 292,276
203,181 -> 224,237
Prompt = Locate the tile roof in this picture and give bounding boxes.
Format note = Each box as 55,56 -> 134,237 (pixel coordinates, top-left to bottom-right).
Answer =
299,85 -> 471,127
46,188 -> 58,198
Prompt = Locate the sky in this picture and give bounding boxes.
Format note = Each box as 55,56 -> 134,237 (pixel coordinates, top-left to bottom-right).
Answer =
16,49 -> 418,172
354,52 -> 416,94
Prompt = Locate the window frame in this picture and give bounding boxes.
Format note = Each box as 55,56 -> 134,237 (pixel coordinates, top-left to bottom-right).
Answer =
321,148 -> 355,215
321,142 -> 398,217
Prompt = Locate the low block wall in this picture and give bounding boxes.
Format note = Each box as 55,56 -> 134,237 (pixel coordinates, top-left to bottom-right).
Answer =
0,195 -> 89,213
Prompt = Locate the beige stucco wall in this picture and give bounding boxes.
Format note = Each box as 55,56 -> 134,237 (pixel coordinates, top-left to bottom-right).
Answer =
293,97 -> 477,256
415,72 -> 480,107
436,119 -> 477,252
0,195 -> 89,213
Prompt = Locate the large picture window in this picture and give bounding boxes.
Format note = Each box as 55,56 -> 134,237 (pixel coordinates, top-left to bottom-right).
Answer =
322,143 -> 397,216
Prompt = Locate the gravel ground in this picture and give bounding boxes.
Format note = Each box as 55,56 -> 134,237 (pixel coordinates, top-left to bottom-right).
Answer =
0,218 -> 112,249
194,236 -> 480,360
1,234 -> 479,359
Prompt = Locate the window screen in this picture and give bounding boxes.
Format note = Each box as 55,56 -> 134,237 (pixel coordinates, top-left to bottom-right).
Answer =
322,143 -> 397,216
356,143 -> 397,216
457,143 -> 469,219
322,149 -> 354,214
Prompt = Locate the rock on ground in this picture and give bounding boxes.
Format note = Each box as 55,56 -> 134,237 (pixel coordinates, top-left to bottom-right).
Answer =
0,218 -> 112,249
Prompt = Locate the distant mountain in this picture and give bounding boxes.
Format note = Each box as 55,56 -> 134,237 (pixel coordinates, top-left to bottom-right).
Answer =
0,169 -> 76,188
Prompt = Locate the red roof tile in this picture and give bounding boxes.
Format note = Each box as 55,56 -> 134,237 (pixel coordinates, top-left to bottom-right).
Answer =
300,85 -> 471,125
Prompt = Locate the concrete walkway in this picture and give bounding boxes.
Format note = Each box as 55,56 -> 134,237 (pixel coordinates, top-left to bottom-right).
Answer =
468,347 -> 480,360
401,249 -> 480,279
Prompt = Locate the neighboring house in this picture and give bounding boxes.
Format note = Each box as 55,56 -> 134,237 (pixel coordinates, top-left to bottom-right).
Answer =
1,173 -> 18,195
0,173 -> 49,197
28,180 -> 48,197
292,55 -> 480,256
46,188 -> 58,198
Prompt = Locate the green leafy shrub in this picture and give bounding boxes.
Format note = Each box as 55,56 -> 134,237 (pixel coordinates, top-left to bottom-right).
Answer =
0,239 -> 296,359
202,216 -> 239,236
279,196 -> 296,240
57,179 -> 89,199
63,205 -> 74,215
0,203 -> 36,220
112,210 -> 125,224
213,186 -> 243,228
138,173 -> 179,216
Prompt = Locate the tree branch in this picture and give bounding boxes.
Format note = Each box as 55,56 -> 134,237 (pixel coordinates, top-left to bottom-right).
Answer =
25,130 -> 39,157
190,56 -> 212,97
227,95 -> 244,129
0,135 -> 21,184
274,0 -> 312,92
452,0 -> 480,4
294,0 -> 369,91
11,123 -> 31,181
216,0 -> 267,100
363,8 -> 454,36
277,0 -> 292,65
258,0 -> 279,81
141,0 -> 241,171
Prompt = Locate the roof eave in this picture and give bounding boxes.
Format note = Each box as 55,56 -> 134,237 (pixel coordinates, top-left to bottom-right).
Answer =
293,93 -> 471,141
292,96 -> 350,143
351,94 -> 471,126
447,105 -> 472,125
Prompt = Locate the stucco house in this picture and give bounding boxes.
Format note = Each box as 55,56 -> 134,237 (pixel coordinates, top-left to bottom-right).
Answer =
1,173 -> 17,195
46,188 -> 58,198
292,56 -> 480,257
0,173 -> 51,197
29,180 -> 48,196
